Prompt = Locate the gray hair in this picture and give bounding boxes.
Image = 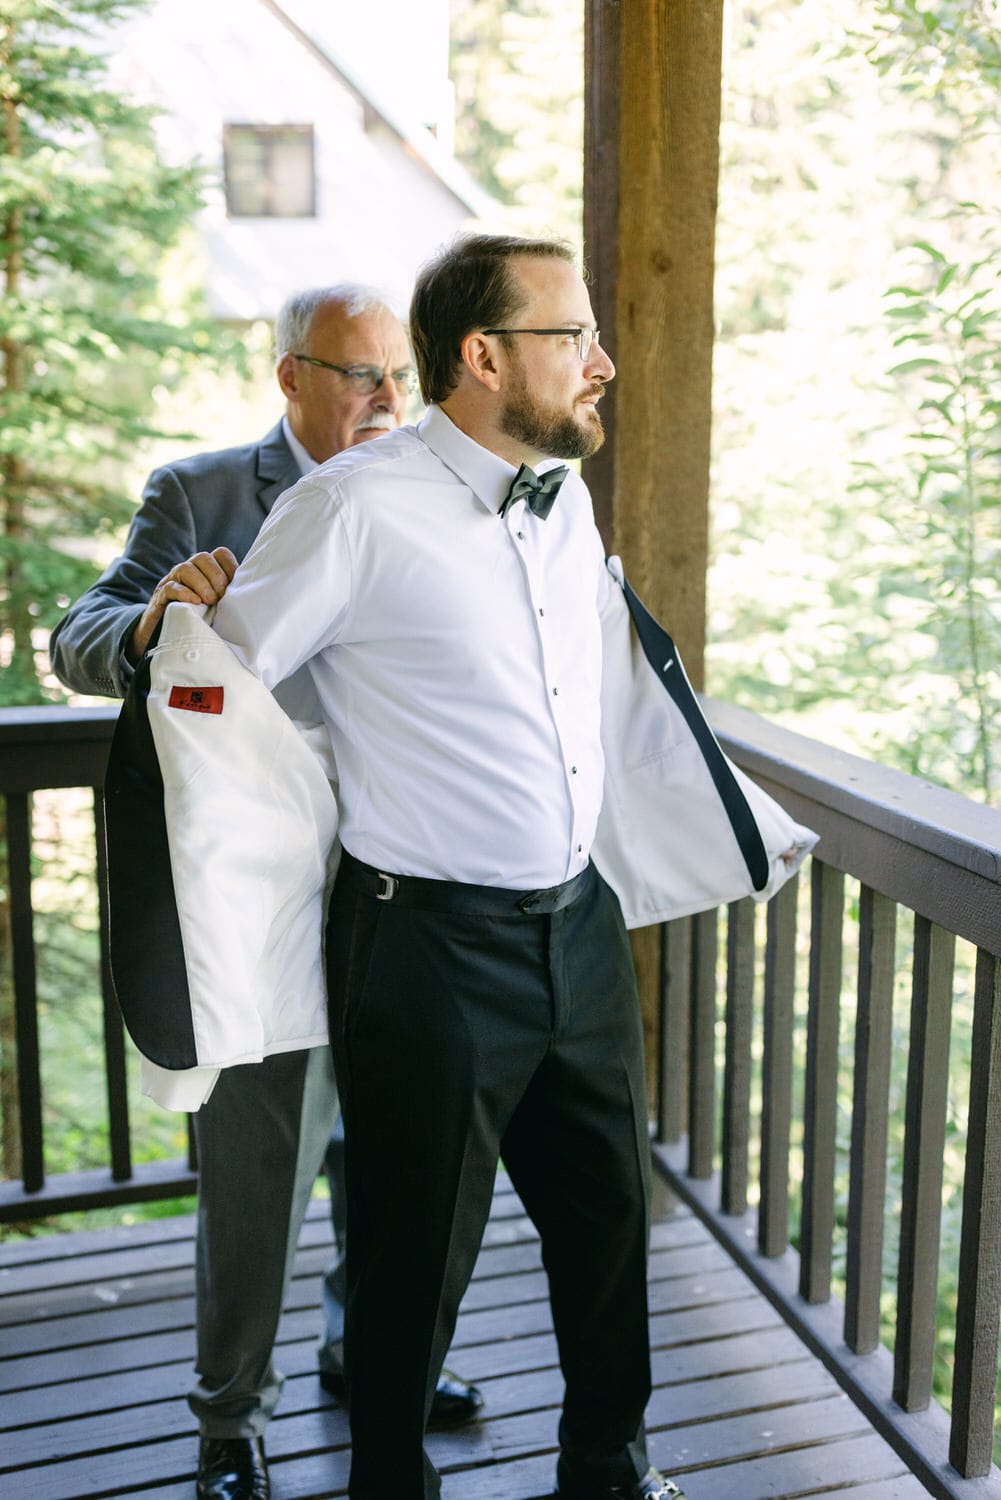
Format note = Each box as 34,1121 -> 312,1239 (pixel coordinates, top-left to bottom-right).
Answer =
274,284 -> 398,359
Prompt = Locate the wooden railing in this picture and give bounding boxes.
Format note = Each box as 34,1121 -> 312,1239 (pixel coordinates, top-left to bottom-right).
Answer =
2,701 -> 1000,1495
652,699 -> 1001,1499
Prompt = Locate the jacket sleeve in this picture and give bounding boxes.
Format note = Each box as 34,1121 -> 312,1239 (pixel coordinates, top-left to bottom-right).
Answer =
49,465 -> 199,699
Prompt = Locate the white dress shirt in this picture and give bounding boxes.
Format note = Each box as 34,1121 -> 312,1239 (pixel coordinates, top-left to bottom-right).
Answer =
215,405 -> 608,888
281,413 -> 318,477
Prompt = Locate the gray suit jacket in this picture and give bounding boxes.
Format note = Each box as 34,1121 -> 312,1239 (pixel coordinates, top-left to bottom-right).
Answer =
50,421 -> 301,698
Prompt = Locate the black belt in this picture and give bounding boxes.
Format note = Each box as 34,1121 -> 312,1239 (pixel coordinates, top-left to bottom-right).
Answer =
337,849 -> 594,916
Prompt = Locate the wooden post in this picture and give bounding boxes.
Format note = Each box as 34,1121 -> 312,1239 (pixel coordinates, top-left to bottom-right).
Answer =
583,0 -> 724,689
584,0 -> 725,1080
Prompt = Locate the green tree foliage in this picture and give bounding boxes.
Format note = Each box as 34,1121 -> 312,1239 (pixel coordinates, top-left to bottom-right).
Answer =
854,237 -> 1001,799
709,0 -> 929,731
0,0 -> 227,1192
0,0 -> 214,707
449,0 -> 582,245
855,0 -> 1001,113
848,2 -> 1001,803
707,0 -> 1001,805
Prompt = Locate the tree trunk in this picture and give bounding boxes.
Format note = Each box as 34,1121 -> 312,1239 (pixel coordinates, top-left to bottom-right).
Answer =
1,35 -> 26,1170
2,37 -> 33,697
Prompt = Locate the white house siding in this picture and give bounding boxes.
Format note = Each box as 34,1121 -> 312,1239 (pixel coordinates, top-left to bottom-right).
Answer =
103,0 -> 486,320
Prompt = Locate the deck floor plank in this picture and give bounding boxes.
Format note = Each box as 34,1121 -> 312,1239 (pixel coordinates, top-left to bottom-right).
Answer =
0,1175 -> 933,1499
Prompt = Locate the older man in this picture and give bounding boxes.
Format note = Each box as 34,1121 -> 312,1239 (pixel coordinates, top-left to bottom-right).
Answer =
49,283 -> 482,1500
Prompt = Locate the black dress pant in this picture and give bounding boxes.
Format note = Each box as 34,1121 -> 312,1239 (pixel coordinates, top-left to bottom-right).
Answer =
325,854 -> 653,1499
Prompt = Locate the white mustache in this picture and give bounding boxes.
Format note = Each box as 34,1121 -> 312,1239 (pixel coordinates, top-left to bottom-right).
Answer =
355,412 -> 398,431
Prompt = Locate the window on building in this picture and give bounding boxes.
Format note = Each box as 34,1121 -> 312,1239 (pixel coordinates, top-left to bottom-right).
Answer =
223,124 -> 316,217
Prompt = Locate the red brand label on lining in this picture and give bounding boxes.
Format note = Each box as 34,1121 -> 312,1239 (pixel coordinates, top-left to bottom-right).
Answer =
168,685 -> 224,714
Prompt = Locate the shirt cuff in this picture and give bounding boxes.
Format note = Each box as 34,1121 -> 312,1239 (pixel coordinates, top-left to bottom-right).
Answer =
140,1057 -> 220,1112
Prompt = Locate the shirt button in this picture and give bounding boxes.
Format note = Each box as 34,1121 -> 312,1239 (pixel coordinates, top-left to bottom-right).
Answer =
517,531 -> 525,540
571,765 -> 577,774
577,844 -> 583,853
539,607 -> 545,616
552,687 -> 559,696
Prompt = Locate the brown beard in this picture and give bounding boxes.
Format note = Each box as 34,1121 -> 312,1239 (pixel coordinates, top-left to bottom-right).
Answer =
499,361 -> 606,461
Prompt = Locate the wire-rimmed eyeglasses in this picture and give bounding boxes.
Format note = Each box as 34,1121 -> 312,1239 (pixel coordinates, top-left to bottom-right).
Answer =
481,327 -> 601,361
291,354 -> 417,394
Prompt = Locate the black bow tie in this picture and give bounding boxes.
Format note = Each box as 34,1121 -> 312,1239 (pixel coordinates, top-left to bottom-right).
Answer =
499,463 -> 569,521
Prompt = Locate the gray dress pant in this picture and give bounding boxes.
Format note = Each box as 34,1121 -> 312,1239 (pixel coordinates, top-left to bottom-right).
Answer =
188,1043 -> 342,1437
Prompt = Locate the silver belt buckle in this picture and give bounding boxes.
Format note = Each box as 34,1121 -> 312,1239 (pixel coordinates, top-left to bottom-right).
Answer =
375,872 -> 398,901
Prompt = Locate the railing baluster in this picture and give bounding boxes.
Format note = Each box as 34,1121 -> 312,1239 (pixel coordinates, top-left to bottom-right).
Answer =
721,898 -> 754,1215
949,947 -> 1001,1477
894,915 -> 955,1411
759,872 -> 798,1258
799,858 -> 844,1304
845,884 -> 896,1353
657,917 -> 690,1145
6,791 -> 44,1194
0,714 -> 201,1220
688,907 -> 718,1179
94,788 -> 132,1183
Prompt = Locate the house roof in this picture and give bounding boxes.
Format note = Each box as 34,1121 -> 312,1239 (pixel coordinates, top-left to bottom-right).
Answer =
256,0 -> 497,222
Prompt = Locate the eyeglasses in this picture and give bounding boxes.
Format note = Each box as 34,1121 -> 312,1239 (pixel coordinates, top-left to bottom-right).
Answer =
481,327 -> 601,361
291,354 -> 418,394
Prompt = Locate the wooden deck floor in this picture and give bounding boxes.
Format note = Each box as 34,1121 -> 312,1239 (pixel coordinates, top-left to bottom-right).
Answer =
0,1174 -> 933,1500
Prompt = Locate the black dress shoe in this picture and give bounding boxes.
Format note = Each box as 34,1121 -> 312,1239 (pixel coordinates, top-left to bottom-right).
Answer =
427,1367 -> 485,1427
318,1364 -> 485,1427
556,1455 -> 687,1499
317,1364 -> 347,1401
196,1435 -> 270,1500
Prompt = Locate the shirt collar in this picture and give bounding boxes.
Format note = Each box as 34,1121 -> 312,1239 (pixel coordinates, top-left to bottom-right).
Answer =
417,404 -> 565,516
282,415 -> 319,477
